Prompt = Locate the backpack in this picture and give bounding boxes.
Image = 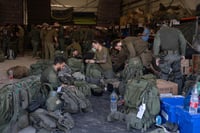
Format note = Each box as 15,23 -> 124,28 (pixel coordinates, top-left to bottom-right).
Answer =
29,108 -> 74,132
67,57 -> 84,73
85,63 -> 102,85
7,66 -> 30,79
121,57 -> 143,82
61,85 -> 92,113
74,80 -> 91,97
0,75 -> 43,133
119,57 -> 144,95
124,78 -> 160,132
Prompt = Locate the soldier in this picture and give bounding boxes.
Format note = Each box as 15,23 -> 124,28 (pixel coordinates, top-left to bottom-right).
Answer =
55,22 -> 65,51
40,56 -> 66,90
40,23 -> 49,59
44,25 -> 58,60
30,25 -> 40,58
16,24 -> 24,56
110,39 -> 129,73
85,39 -> 114,79
114,36 -> 148,59
153,20 -> 186,94
66,39 -> 82,58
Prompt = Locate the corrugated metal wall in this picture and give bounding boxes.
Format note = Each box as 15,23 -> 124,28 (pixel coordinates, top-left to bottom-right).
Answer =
27,0 -> 51,24
0,0 -> 23,24
97,0 -> 121,25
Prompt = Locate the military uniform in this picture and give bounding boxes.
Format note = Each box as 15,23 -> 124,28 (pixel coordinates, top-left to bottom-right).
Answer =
66,42 -> 82,57
40,66 -> 61,90
17,25 -> 24,56
94,46 -> 114,79
111,46 -> 129,72
30,26 -> 40,57
58,26 -> 65,51
123,36 -> 148,58
44,28 -> 58,60
40,27 -> 48,59
153,25 -> 186,94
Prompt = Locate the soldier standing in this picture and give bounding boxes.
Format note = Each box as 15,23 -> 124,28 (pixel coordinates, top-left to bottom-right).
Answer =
40,23 -> 49,59
44,25 -> 58,60
153,21 -> 186,94
16,25 -> 24,56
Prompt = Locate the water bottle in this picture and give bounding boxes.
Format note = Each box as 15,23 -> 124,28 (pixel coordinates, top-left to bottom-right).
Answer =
110,90 -> 117,112
189,85 -> 199,114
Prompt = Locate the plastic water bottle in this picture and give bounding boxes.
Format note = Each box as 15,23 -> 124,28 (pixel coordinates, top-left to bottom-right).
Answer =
189,85 -> 199,114
110,90 -> 117,112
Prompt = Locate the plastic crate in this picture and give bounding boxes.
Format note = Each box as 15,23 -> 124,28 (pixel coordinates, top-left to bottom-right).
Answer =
177,107 -> 200,133
160,97 -> 184,123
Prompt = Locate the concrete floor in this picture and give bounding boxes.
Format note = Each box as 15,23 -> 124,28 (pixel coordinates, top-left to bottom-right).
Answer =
0,55 -> 158,133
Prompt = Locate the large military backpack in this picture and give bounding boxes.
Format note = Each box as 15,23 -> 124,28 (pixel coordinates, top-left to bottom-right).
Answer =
61,85 -> 92,113
85,63 -> 102,85
121,56 -> 143,81
67,57 -> 84,73
124,77 -> 160,132
0,75 -> 43,133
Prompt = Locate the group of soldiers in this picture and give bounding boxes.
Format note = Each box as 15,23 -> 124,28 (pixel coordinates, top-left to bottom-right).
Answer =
0,24 -> 24,58
0,19 -> 187,94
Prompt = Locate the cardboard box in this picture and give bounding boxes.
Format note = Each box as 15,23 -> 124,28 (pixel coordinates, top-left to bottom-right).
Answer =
156,79 -> 178,95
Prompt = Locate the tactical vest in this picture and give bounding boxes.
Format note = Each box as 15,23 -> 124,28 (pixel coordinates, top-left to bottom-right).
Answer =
159,27 -> 180,51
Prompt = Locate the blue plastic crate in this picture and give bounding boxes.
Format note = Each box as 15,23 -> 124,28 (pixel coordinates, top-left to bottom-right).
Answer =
160,97 -> 184,123
177,107 -> 200,133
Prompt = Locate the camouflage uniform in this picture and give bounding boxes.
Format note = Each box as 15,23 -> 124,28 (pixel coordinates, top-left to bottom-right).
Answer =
40,65 -> 61,90
153,25 -> 186,94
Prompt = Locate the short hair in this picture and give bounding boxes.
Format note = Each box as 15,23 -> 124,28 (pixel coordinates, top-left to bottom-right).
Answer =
54,56 -> 66,65
111,39 -> 122,48
92,38 -> 104,45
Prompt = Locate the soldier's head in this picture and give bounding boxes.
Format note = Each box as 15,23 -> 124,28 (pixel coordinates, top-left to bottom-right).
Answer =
53,56 -> 66,71
112,39 -> 122,51
91,39 -> 104,52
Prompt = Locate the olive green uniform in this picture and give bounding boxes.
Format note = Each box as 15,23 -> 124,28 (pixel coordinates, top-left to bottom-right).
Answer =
66,42 -> 82,57
58,26 -> 65,51
94,46 -> 114,79
30,27 -> 40,57
123,36 -> 148,58
17,25 -> 24,55
44,28 -> 58,60
153,25 -> 186,94
40,65 -> 61,90
40,28 -> 48,58
111,46 -> 129,72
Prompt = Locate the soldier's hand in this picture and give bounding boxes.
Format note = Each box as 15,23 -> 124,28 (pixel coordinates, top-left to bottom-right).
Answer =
156,58 -> 160,66
85,59 -> 89,63
88,59 -> 95,64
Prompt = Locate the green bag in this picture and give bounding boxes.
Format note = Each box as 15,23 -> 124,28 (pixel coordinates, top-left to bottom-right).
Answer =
0,75 -> 42,133
74,80 -> 91,97
121,57 -> 143,81
124,78 -> 160,132
61,85 -> 92,113
67,57 -> 84,73
85,63 -> 102,85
